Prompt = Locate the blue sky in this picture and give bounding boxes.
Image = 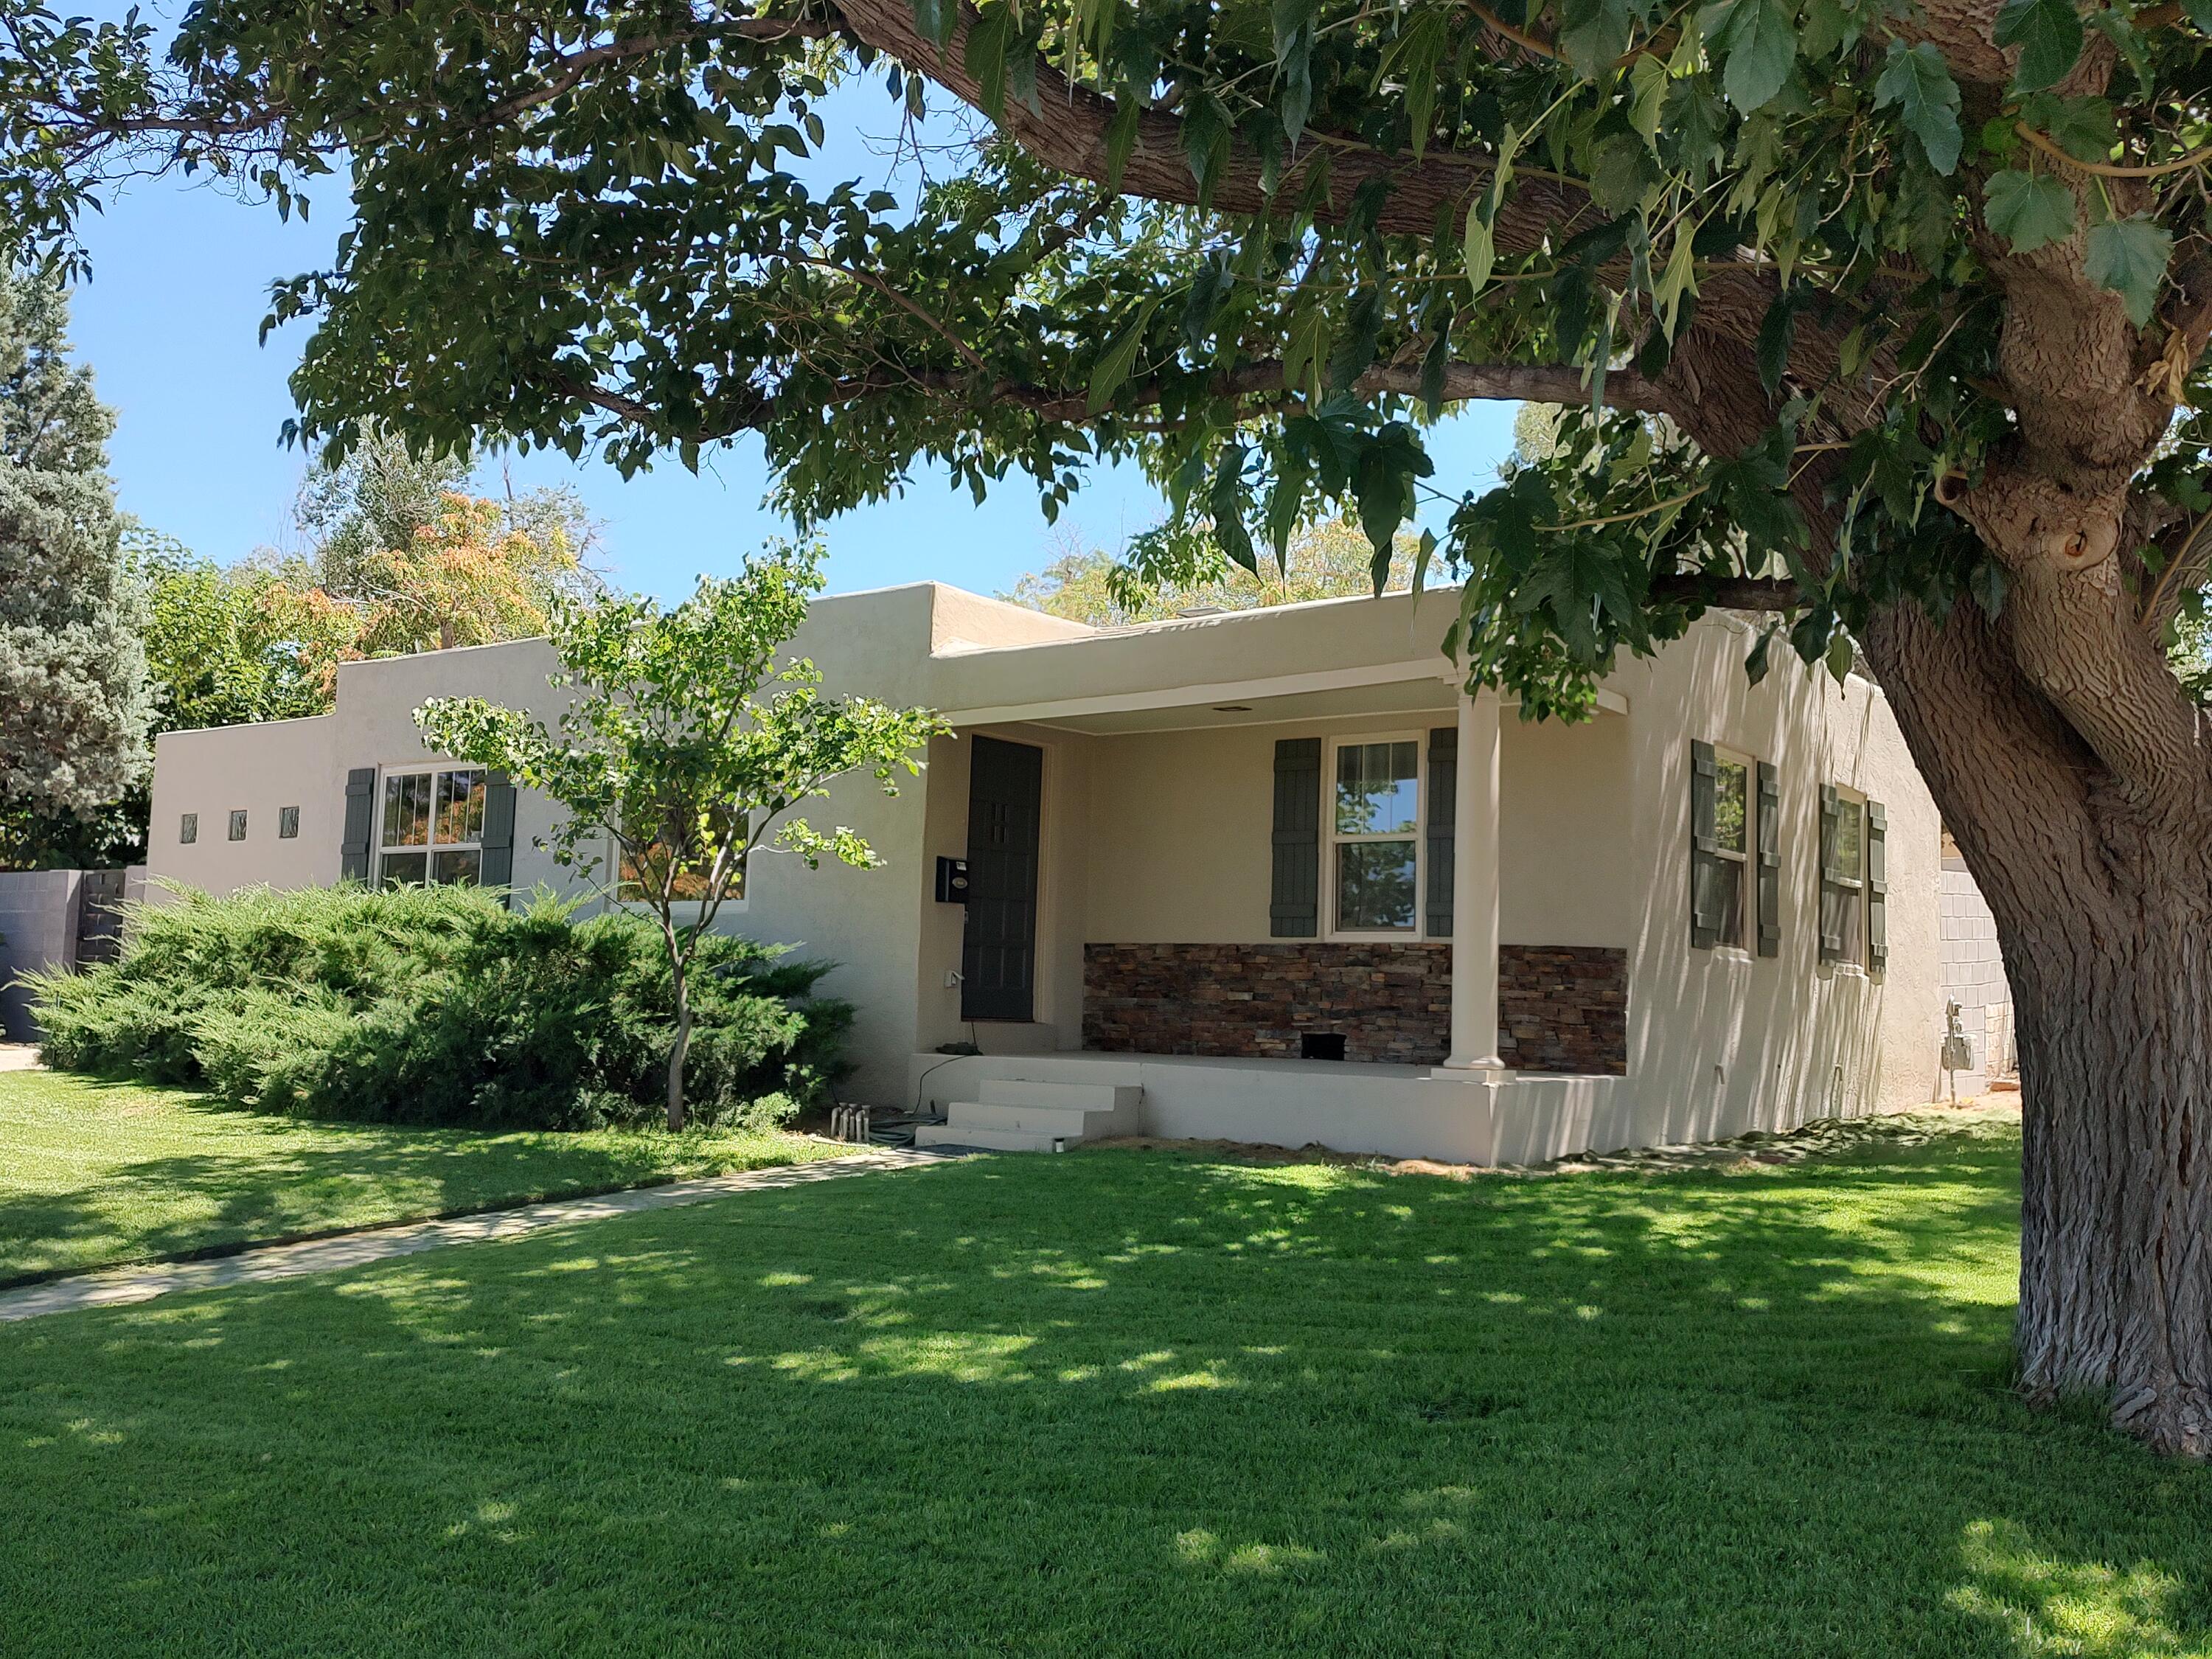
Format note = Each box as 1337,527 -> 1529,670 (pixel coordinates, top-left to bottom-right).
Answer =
63,30 -> 1520,605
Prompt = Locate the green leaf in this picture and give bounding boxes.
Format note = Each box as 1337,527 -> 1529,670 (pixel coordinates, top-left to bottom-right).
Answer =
1209,444 -> 1258,574
2188,0 -> 2212,32
1824,628 -> 1854,686
1994,0 -> 2083,92
1717,0 -> 1798,113
2020,92 -> 2114,162
1982,168 -> 2076,252
1086,294 -> 1164,415
1557,0 -> 1633,79
1326,288 -> 1385,393
961,5 -> 1009,117
2084,216 -> 2172,327
1629,54 -> 1669,144
1463,206 -> 1496,299
1874,41 -> 1964,174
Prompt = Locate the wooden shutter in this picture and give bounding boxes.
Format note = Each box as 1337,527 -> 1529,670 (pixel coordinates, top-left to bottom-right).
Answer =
480,772 -> 518,896
1818,785 -> 1843,963
341,768 -> 376,883
1866,799 -> 1888,974
1688,740 -> 1719,949
1425,725 -> 1456,938
1756,761 -> 1781,958
1270,737 -> 1322,938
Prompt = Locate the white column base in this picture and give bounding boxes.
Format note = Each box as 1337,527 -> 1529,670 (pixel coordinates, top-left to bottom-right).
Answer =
1430,1058 -> 1514,1082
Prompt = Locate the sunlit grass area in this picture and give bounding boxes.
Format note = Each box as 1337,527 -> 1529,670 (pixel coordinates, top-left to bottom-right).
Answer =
4,1105 -> 2208,1657
0,1069 -> 849,1282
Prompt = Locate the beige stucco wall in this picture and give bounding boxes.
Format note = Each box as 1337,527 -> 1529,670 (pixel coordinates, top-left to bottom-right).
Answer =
139,577 -> 1955,1151
146,714 -> 347,896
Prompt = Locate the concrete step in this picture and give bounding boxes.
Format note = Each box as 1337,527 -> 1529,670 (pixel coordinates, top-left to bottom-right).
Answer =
947,1101 -> 1093,1135
976,1079 -> 1143,1116
914,1124 -> 1074,1153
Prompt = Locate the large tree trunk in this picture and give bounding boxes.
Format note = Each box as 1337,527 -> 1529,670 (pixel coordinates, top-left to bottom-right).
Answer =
2011,901 -> 2212,1458
1860,597 -> 2212,1458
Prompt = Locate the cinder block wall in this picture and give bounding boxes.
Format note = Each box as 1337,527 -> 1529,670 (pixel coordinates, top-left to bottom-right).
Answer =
0,870 -> 81,1041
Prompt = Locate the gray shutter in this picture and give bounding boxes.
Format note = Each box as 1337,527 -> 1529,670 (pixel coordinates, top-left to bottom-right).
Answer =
1688,740 -> 1719,949
1425,725 -> 1456,938
341,768 -> 376,883
1818,785 -> 1843,963
480,772 -> 517,894
1866,799 -> 1888,973
1270,737 -> 1322,939
1756,761 -> 1781,958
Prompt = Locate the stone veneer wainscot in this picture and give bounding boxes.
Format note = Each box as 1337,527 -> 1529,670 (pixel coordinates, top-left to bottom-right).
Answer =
1082,941 -> 1627,1074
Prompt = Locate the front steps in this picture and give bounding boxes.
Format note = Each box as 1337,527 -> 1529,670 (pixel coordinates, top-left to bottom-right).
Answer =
914,1079 -> 1143,1152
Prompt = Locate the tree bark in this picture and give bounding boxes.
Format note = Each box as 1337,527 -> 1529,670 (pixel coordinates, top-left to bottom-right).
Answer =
667,971 -> 693,1133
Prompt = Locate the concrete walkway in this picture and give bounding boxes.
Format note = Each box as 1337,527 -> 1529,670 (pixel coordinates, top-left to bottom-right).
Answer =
0,1147 -> 954,1323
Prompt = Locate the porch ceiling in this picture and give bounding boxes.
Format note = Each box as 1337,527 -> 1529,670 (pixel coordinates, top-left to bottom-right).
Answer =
1012,675 -> 1458,736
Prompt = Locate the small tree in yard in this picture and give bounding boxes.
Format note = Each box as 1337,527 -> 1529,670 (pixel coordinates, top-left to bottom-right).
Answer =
417,543 -> 941,1130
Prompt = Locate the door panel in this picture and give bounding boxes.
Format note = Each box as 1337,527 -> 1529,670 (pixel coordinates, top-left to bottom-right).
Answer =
962,736 -> 1043,1022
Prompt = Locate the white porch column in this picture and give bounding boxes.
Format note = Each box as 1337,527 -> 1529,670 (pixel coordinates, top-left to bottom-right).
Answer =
1440,686 -> 1509,1074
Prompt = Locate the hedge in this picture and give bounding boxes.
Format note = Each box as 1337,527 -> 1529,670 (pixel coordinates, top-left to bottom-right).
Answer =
27,883 -> 852,1131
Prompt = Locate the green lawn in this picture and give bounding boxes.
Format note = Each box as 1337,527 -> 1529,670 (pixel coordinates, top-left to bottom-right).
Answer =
4,1105 -> 2208,1657
0,1068 -> 850,1282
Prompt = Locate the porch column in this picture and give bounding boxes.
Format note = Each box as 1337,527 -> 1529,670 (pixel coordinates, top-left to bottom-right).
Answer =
1440,687 -> 1509,1074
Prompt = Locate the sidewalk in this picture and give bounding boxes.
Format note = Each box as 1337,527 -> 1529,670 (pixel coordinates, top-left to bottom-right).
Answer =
0,1147 -> 955,1323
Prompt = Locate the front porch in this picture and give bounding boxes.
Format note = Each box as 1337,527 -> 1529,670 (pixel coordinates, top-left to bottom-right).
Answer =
909,604 -> 1643,1163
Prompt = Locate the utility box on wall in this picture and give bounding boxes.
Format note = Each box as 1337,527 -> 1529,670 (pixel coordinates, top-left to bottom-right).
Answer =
934,856 -> 970,904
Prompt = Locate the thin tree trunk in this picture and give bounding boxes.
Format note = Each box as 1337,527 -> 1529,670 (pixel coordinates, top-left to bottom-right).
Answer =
667,969 -> 692,1133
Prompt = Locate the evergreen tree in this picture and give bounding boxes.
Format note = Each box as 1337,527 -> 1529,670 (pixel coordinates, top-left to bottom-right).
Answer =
0,274 -> 149,863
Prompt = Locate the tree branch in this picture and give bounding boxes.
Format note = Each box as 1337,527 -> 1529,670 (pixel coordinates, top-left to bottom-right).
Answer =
552,356 -> 1663,441
826,0 -> 1592,244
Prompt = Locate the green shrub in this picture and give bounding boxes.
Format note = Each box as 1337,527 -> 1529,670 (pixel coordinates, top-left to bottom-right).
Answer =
28,884 -> 851,1130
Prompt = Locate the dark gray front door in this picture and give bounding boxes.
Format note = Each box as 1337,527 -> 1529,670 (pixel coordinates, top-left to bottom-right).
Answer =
962,736 -> 1043,1022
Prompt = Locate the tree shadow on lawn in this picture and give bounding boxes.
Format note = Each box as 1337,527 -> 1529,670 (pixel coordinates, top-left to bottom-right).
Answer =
1,1136 -> 2208,1658
0,1078 -> 786,1283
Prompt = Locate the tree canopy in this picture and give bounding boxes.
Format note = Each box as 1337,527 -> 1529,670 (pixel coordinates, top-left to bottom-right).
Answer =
1007,518 -> 1410,623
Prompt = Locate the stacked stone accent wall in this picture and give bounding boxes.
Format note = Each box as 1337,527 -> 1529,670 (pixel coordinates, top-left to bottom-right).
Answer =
1082,942 -> 1627,1074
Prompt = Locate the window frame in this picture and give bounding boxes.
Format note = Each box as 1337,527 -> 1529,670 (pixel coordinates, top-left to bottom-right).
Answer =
178,813 -> 197,846
228,809 -> 248,842
277,805 -> 300,840
1710,745 -> 1755,954
1826,783 -> 1871,969
609,824 -> 751,914
1323,730 -> 1427,942
375,765 -> 490,889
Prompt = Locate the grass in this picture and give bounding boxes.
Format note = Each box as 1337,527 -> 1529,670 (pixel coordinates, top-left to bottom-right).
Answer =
0,1068 -> 850,1283
4,1104 -> 2209,1657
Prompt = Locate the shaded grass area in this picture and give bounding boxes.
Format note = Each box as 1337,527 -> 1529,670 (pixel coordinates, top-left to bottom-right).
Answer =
0,1069 -> 849,1283
3,1107 -> 2208,1657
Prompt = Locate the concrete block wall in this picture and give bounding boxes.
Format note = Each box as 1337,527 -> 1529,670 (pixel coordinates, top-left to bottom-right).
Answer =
0,869 -> 82,1041
1938,842 -> 2014,1093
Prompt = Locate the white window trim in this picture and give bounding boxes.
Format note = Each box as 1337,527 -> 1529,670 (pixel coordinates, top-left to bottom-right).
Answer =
1324,729 -> 1427,942
1712,744 -> 1755,956
376,764 -> 489,888
1829,782 -> 1871,972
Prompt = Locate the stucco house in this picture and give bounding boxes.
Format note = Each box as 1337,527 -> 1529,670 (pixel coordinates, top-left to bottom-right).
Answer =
146,580 -> 1997,1163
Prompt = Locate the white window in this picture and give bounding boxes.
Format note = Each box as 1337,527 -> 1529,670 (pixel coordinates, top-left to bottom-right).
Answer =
1327,734 -> 1423,936
1711,748 -> 1752,950
1824,786 -> 1868,965
378,767 -> 487,888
